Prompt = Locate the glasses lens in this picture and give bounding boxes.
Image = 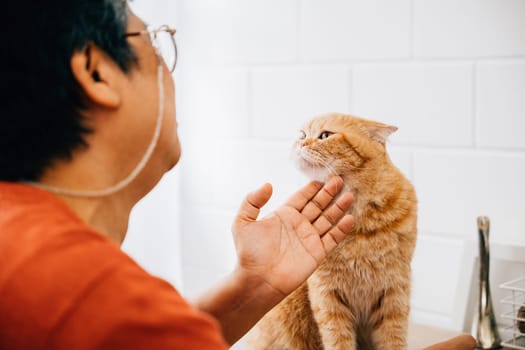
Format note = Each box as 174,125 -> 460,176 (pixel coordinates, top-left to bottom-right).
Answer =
155,31 -> 177,72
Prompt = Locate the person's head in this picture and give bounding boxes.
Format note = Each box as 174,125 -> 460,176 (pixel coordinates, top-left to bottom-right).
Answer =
3,0 -> 180,194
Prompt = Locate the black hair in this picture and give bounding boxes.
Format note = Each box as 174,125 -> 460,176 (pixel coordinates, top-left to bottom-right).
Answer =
2,0 -> 137,181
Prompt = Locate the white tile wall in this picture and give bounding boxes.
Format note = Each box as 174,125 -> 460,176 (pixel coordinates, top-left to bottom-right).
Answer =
388,147 -> 413,180
181,206 -> 237,271
414,0 -> 525,58
414,151 -> 525,245
122,170 -> 183,288
177,67 -> 251,140
132,0 -> 525,344
477,61 -> 525,149
179,139 -> 307,210
353,62 -> 474,146
177,0 -> 297,65
129,0 -> 178,26
251,66 -> 351,139
411,235 -> 467,327
299,0 -> 412,61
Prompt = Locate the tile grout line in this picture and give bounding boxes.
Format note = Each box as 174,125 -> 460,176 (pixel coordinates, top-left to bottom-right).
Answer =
472,62 -> 479,149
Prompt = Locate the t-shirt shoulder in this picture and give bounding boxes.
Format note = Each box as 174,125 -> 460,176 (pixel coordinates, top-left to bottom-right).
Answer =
0,183 -> 228,350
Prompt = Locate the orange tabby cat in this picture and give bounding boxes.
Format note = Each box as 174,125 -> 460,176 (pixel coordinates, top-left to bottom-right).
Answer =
248,112 -> 418,350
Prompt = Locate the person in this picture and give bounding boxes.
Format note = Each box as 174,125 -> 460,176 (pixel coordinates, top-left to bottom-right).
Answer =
0,1 -> 475,349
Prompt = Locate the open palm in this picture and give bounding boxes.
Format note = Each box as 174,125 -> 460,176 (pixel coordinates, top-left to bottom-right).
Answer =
232,177 -> 354,296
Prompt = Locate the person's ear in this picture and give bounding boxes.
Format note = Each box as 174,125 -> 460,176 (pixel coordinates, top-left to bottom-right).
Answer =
70,43 -> 122,108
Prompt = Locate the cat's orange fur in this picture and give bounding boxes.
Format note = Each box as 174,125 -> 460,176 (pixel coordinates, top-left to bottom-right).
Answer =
248,113 -> 418,350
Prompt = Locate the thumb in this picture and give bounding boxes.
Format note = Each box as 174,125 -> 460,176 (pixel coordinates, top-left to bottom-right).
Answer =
235,183 -> 273,223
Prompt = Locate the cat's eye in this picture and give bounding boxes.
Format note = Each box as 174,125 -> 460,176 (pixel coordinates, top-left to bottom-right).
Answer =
318,131 -> 333,140
299,130 -> 306,140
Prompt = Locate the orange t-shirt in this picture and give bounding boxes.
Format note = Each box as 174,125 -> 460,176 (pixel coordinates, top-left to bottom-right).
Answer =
0,182 -> 229,350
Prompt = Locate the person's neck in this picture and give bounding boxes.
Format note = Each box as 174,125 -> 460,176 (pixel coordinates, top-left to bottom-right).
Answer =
58,193 -> 132,244
35,132 -> 163,244
36,153 -> 142,245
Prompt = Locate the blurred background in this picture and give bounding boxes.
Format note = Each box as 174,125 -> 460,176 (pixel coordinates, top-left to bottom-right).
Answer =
123,0 -> 525,347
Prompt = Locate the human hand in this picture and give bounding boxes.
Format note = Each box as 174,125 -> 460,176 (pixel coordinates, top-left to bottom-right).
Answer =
422,334 -> 476,350
231,176 -> 354,297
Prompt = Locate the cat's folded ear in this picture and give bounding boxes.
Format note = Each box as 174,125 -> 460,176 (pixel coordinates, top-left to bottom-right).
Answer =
364,122 -> 398,144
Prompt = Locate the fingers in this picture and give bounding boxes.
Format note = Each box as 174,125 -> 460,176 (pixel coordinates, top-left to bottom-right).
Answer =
235,183 -> 273,223
285,181 -> 324,212
314,191 -> 354,252
321,214 -> 354,252
312,191 -> 354,234
286,177 -> 344,220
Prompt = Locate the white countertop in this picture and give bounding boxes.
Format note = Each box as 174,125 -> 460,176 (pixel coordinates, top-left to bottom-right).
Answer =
408,323 -> 518,350
408,323 -> 460,350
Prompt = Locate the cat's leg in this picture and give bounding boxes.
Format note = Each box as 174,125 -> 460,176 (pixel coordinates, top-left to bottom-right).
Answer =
308,276 -> 357,350
371,285 -> 410,350
248,284 -> 323,350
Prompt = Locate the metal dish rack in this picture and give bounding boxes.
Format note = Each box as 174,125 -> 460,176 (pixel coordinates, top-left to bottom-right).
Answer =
500,276 -> 525,349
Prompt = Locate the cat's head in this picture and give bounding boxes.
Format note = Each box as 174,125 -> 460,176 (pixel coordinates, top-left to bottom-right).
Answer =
292,112 -> 397,183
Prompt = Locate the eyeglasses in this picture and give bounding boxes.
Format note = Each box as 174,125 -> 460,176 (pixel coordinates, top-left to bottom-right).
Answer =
125,25 -> 178,73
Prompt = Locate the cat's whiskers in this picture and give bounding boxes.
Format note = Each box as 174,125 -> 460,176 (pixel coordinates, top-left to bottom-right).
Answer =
301,149 -> 338,178
301,149 -> 353,193
306,147 -> 373,173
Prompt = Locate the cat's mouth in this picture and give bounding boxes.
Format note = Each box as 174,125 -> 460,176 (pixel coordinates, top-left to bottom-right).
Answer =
296,150 -> 323,168
294,149 -> 341,183
299,147 -> 337,166
297,158 -> 318,172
